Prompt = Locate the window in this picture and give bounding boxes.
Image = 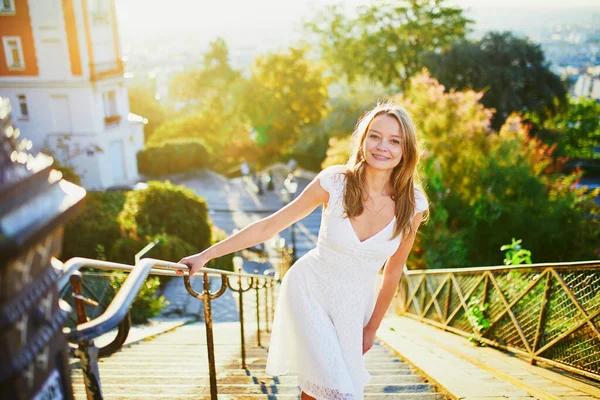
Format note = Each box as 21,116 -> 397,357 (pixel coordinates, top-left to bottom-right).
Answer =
2,36 -> 24,70
17,95 -> 28,119
0,0 -> 15,13
103,90 -> 120,125
103,90 -> 117,117
89,0 -> 109,24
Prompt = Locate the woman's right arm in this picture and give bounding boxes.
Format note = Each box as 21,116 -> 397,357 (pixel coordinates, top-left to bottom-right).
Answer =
177,175 -> 330,275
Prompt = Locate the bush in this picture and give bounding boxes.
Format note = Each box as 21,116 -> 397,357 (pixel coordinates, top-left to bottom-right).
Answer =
137,139 -> 210,177
61,191 -> 126,261
118,181 -> 212,252
108,233 -> 196,265
108,235 -> 146,264
107,271 -> 169,324
148,233 -> 196,262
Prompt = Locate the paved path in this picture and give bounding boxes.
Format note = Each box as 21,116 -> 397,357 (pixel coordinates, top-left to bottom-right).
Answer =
378,316 -> 600,399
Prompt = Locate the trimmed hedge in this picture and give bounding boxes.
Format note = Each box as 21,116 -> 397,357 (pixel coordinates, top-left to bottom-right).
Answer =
118,180 -> 212,252
109,233 -> 196,265
137,139 -> 210,177
107,272 -> 169,324
61,191 -> 126,261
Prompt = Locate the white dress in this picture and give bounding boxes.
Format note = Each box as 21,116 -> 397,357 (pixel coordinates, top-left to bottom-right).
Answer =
265,164 -> 429,400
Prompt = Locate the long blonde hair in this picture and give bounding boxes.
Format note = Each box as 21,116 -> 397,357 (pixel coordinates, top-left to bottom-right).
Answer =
343,100 -> 429,240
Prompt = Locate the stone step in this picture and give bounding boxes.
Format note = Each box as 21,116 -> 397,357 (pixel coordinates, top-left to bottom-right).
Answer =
125,352 -> 404,364
94,353 -> 410,369
73,383 -> 437,395
72,391 -> 447,399
70,374 -> 426,385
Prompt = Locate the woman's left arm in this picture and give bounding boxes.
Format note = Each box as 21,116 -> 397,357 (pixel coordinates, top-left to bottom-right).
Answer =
362,212 -> 424,353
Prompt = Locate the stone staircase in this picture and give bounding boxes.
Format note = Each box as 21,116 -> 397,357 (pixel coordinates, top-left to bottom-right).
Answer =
70,321 -> 448,399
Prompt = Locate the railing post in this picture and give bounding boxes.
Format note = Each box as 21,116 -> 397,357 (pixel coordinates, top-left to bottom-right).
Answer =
226,257 -> 253,369
264,272 -> 273,333
75,340 -> 102,400
183,270 -> 227,400
70,271 -> 104,399
420,275 -> 427,318
202,272 -> 218,399
70,271 -> 90,325
239,275 -> 249,368
254,269 -> 262,346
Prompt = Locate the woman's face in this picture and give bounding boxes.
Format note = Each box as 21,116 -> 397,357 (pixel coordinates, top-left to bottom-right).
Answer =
362,113 -> 403,170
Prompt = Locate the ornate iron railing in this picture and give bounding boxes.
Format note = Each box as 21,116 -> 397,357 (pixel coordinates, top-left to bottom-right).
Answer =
398,261 -> 600,381
58,256 -> 286,400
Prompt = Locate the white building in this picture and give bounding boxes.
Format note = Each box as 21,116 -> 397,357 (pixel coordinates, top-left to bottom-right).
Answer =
573,74 -> 600,101
0,0 -> 145,190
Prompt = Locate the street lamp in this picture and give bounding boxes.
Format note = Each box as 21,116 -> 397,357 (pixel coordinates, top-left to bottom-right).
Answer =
283,174 -> 298,263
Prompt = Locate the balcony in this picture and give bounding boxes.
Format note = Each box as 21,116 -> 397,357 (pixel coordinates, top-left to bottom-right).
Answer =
104,114 -> 121,127
90,61 -> 123,81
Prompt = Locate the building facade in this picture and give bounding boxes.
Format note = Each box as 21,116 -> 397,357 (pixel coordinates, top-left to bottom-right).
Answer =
0,0 -> 145,190
573,74 -> 600,102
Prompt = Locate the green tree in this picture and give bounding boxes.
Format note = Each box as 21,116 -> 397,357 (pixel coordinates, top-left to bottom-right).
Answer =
153,37 -> 253,170
242,46 -> 330,164
533,96 -> 600,160
305,0 -> 471,89
147,107 -> 253,173
424,31 -> 567,129
169,37 -> 243,110
395,72 -> 597,266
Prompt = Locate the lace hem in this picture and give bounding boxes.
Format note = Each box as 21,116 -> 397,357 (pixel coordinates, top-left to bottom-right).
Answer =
301,379 -> 356,400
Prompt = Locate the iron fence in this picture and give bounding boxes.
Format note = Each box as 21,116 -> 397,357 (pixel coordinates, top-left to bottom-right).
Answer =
399,261 -> 600,381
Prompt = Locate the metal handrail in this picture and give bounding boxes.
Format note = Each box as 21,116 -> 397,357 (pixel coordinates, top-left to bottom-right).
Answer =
404,259 -> 600,275
58,257 -> 271,341
57,256 -> 281,400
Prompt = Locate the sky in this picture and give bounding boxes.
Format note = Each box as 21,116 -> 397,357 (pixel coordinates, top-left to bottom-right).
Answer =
115,0 -> 600,53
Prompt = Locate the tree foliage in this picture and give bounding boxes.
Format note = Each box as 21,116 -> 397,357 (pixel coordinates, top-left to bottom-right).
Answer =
397,72 -> 597,266
424,31 -> 567,129
242,46 -> 330,164
305,0 -> 471,89
168,37 -> 243,109
532,95 -> 600,160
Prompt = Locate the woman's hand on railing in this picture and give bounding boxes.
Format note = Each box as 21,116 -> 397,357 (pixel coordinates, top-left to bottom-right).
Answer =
176,251 -> 211,276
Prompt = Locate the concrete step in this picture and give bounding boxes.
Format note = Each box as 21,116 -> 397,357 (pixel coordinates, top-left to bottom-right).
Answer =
72,392 -> 447,400
72,383 -> 438,395
70,373 -> 426,385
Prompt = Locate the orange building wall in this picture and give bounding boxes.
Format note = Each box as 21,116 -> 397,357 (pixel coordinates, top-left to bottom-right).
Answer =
63,0 -> 82,76
0,0 -> 38,76
110,0 -> 123,73
80,0 -> 95,78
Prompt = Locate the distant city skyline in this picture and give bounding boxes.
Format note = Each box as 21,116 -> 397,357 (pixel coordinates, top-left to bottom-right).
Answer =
115,0 -> 600,72
115,0 -> 600,34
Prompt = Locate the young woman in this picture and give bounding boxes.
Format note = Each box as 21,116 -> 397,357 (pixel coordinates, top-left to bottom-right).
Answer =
177,100 -> 430,400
